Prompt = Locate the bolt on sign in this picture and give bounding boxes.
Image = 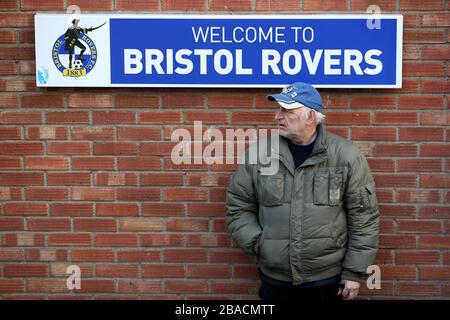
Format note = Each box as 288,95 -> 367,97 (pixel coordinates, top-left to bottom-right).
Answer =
35,14 -> 403,88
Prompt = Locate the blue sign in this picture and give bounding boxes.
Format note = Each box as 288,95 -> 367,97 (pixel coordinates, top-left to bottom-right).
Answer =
35,14 -> 403,88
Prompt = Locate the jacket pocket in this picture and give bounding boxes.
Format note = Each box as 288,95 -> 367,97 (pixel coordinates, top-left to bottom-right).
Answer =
361,181 -> 377,211
258,175 -> 284,207
313,171 -> 343,206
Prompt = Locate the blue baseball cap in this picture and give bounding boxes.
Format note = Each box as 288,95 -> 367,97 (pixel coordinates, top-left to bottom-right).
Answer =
267,82 -> 323,112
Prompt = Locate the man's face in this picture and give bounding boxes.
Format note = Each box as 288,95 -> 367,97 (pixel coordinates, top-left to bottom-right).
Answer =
275,107 -> 309,139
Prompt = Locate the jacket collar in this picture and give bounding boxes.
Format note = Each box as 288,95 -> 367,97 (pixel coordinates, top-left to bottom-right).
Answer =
277,123 -> 328,175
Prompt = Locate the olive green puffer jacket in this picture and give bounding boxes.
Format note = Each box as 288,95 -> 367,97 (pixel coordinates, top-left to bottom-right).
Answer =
226,124 -> 380,285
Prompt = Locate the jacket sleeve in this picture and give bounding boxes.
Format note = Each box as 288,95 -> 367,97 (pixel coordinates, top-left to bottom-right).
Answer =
226,161 -> 262,256
342,152 -> 380,282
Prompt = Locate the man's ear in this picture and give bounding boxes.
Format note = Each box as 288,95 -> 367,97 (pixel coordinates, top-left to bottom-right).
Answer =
307,109 -> 315,124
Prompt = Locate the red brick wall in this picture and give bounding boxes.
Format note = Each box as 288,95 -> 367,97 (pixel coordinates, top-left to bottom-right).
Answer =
0,0 -> 449,299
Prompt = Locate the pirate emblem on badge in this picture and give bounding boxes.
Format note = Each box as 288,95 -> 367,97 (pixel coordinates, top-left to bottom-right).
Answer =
282,85 -> 294,93
51,18 -> 105,77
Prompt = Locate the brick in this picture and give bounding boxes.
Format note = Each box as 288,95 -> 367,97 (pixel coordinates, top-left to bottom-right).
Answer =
21,0 -> 64,10
0,61 -> 17,74
256,0 -> 302,11
397,159 -> 442,172
186,234 -> 230,247
4,264 -> 48,277
94,142 -> 137,155
396,189 -> 440,203
0,126 -> 21,139
72,188 -> 115,201
96,264 -> 138,277
403,62 -> 446,77
117,188 -> 160,201
28,127 -> 68,140
74,280 -> 116,293
95,172 -> 135,186
165,280 -> 208,293
233,265 -> 258,279
351,96 -> 396,109
140,173 -> 183,186
25,156 -> 69,170
22,94 -> 64,108
381,266 -> 417,280
304,0 -> 348,10
397,283 -> 440,297
373,143 -> 417,156
116,94 -> 159,107
26,248 -> 67,261
72,127 -> 115,140
399,96 -> 444,110
420,206 -> 450,218
211,280 -> 254,294
188,264 -> 230,278
46,111 -> 88,124
72,249 -> 115,262
119,218 -> 164,232
119,280 -> 161,293
166,219 -> 209,232
0,218 -> 24,231
209,249 -> 254,263
118,250 -> 161,262
0,142 -> 44,154
399,0 -> 444,10
210,0 -> 252,10
74,218 -> 116,232
67,0 -> 113,10
4,233 -> 45,246
352,128 -> 396,141
0,157 -> 22,170
142,264 -> 185,278
26,186 -> 70,201
93,111 -> 136,124
420,144 -> 450,157
231,111 -> 275,125
118,127 -> 160,140
51,203 -> 93,217
72,157 -> 115,170
422,45 -> 450,60
117,157 -> 160,170
96,234 -> 137,247
0,111 -> 42,124
28,218 -> 70,231
164,249 -> 207,262
419,236 -> 450,249
379,235 -> 416,249
420,112 -> 450,126
0,46 -> 34,60
164,188 -> 208,201
4,203 -> 48,216
47,172 -> 91,186
0,248 -> 25,261
379,205 -> 416,217
140,111 -> 182,124
399,128 -> 443,141
398,220 -> 441,233
68,94 -> 112,108
96,203 -> 139,216
325,112 -> 371,125
420,267 -> 450,281
0,0 -> 18,10
142,203 -> 185,216
162,0 -> 205,10
188,203 -> 227,217
0,172 -> 44,186
140,142 -> 178,156
422,79 -> 450,94
47,142 -> 90,154
185,111 -> 229,124
374,112 -> 417,125
396,251 -> 440,265
374,174 -> 416,187
48,233 -> 92,246
27,279 -> 70,293
162,94 -> 204,108
367,158 -> 395,172
0,280 -> 24,293
405,29 -> 446,44
419,174 -> 449,188
141,234 -> 184,247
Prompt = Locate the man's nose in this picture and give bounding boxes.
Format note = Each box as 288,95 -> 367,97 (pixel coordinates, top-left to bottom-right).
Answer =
275,109 -> 284,120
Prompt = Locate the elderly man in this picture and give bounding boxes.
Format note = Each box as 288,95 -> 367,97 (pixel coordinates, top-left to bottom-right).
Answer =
226,82 -> 380,301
